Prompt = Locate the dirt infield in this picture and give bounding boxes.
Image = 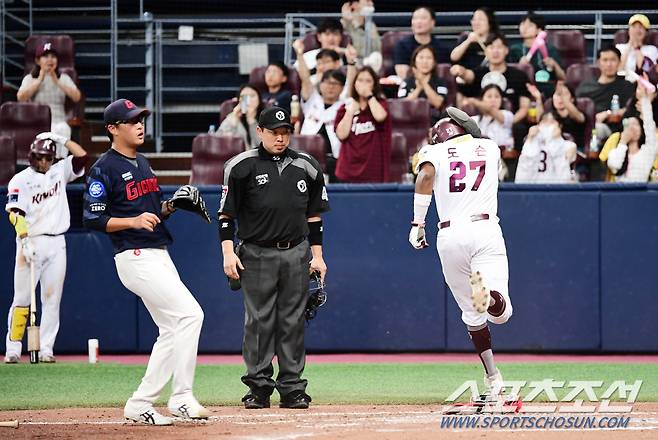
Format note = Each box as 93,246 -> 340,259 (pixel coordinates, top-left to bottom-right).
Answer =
2,403 -> 657,439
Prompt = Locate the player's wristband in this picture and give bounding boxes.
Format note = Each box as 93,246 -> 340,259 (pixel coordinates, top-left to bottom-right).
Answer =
308,220 -> 323,246
413,193 -> 432,226
219,217 -> 236,242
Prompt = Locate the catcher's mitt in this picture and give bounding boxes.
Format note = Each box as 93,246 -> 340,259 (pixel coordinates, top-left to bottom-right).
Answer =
305,271 -> 327,322
168,185 -> 211,223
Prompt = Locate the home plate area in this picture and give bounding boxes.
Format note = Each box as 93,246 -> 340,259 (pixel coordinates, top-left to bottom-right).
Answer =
2,404 -> 658,439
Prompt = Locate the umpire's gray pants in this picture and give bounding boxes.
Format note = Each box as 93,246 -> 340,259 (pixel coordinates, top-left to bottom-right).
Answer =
238,240 -> 311,397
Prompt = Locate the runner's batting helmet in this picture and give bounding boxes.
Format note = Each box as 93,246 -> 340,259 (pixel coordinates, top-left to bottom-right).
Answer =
28,137 -> 57,169
430,118 -> 466,144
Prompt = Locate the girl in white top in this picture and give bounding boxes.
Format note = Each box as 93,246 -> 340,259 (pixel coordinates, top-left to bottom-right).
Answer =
17,43 -> 81,158
616,15 -> 658,76
466,84 -> 514,150
607,88 -> 657,182
215,84 -> 263,149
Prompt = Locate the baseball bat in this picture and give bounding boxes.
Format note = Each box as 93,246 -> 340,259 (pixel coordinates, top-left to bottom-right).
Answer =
27,261 -> 40,364
0,420 -> 19,428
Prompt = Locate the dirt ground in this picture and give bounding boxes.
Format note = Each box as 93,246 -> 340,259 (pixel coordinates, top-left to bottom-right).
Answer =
1,403 -> 657,439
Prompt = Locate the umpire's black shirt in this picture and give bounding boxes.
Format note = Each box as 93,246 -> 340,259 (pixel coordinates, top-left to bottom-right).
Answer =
219,143 -> 329,243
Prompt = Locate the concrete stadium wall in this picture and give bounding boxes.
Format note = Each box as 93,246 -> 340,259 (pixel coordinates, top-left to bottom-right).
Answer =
1,184 -> 657,354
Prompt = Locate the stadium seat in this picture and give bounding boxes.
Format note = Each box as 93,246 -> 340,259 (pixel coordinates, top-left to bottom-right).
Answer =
544,96 -> 596,153
389,132 -> 408,183
218,98 -> 237,125
436,63 -> 457,108
301,32 -> 352,52
248,66 -> 301,97
24,35 -> 76,72
508,63 -> 535,83
0,102 -> 51,165
566,64 -> 600,91
387,98 -> 430,156
189,134 -> 245,185
289,134 -> 326,171
0,135 -> 16,185
547,30 -> 586,68
380,31 -> 412,77
613,29 -> 658,47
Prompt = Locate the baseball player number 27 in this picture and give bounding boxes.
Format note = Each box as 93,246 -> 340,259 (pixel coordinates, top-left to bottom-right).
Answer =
449,160 -> 486,192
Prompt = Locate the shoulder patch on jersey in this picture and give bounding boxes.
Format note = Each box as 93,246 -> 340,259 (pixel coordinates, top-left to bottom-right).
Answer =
88,180 -> 105,198
8,190 -> 18,203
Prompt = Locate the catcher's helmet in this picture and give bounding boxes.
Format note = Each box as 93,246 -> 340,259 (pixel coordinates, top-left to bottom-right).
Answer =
305,271 -> 327,322
430,118 -> 467,144
28,137 -> 57,169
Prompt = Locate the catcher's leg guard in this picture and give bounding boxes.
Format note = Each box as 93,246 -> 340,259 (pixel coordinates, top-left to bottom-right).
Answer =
9,306 -> 29,341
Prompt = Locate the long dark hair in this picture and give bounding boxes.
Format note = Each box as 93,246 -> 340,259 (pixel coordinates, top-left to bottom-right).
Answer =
237,84 -> 264,146
476,7 -> 500,36
615,116 -> 646,176
30,54 -> 61,79
351,66 -> 382,101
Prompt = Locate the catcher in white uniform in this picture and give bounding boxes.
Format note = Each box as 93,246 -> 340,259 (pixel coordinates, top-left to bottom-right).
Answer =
409,107 -> 513,398
4,132 -> 87,363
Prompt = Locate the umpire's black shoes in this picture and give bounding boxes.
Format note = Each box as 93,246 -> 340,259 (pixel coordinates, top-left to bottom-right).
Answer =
279,391 -> 312,409
242,393 -> 270,409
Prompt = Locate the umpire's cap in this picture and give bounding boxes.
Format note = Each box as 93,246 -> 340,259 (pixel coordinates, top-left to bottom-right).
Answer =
258,106 -> 293,130
103,99 -> 151,125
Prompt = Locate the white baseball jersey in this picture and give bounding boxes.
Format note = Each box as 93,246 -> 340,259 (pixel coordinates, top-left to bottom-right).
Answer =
416,135 -> 500,223
515,135 -> 575,183
5,156 -> 83,236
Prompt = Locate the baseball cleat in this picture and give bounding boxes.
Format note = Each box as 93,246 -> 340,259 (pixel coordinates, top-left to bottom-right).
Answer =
39,354 -> 56,363
124,406 -> 173,426
470,271 -> 491,313
484,369 -> 505,397
168,398 -> 211,419
4,354 -> 19,364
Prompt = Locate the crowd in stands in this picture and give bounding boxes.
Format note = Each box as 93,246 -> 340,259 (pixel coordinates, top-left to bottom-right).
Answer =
4,7 -> 658,186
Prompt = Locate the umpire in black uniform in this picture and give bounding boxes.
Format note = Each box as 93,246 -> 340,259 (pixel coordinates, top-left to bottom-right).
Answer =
218,106 -> 329,409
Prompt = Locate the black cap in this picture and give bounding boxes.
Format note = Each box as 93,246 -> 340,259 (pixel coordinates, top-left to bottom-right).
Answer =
103,99 -> 151,125
258,106 -> 293,130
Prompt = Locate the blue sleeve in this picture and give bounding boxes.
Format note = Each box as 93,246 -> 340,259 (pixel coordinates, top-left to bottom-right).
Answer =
83,165 -> 112,232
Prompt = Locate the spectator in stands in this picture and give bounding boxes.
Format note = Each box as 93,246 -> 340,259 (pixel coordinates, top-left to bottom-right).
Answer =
215,84 -> 264,149
465,82 -> 514,151
341,0 -> 382,70
515,111 -> 577,183
261,61 -> 292,112
552,81 -> 586,149
576,46 -> 634,147
451,34 -> 532,148
17,42 -> 81,158
617,14 -> 658,77
393,6 -> 446,79
606,86 -> 657,182
508,11 -> 566,96
296,37 -> 357,181
397,44 -> 447,124
335,66 -> 391,183
297,18 -> 357,74
450,7 -> 500,70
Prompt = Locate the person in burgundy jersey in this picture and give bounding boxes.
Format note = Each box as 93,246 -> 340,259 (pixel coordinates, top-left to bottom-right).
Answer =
83,99 -> 210,425
334,66 -> 392,182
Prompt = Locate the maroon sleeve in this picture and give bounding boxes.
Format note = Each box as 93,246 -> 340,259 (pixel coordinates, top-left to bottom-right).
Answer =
334,103 -> 347,131
72,154 -> 89,174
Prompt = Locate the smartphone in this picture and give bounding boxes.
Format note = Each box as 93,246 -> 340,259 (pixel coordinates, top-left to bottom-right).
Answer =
240,95 -> 250,114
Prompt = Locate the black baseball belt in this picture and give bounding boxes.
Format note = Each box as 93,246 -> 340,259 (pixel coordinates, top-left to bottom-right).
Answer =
246,236 -> 305,250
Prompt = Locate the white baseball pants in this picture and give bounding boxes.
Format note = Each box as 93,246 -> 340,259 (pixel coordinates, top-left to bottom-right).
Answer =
436,219 -> 513,327
115,248 -> 204,409
5,235 -> 66,358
